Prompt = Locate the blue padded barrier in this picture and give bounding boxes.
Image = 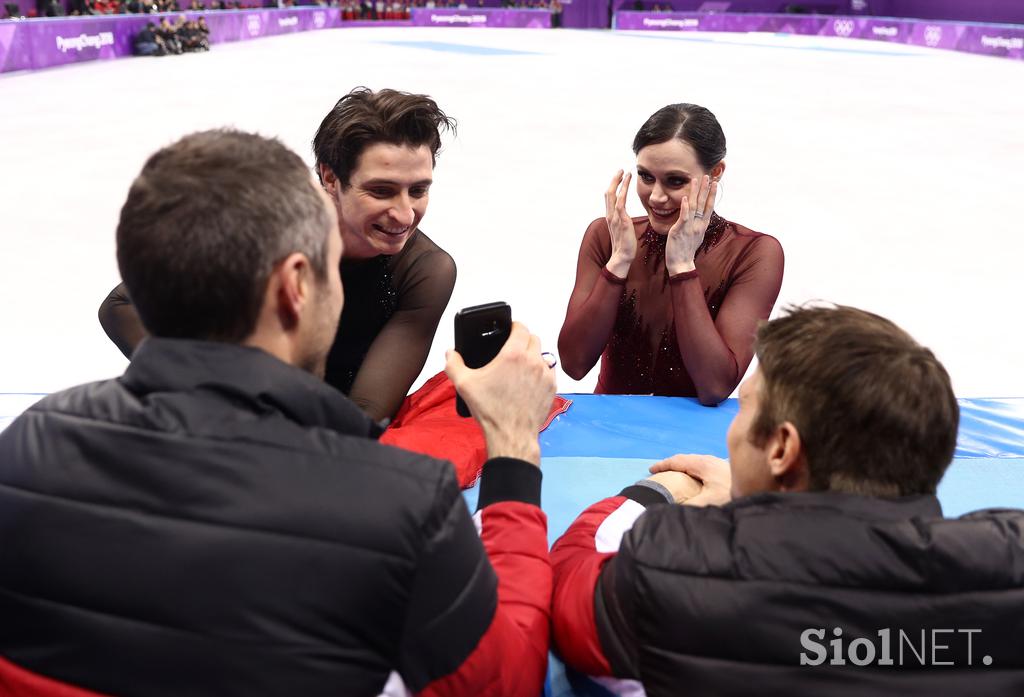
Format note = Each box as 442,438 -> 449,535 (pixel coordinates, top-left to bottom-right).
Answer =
465,395 -> 1024,544
540,395 -> 1024,460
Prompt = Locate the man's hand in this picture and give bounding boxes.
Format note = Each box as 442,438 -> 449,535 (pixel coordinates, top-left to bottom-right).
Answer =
646,471 -> 702,504
649,454 -> 732,507
445,322 -> 557,466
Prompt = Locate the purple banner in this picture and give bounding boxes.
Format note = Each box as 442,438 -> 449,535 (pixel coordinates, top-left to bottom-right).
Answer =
870,0 -> 1024,24
0,4 -> 562,73
613,11 -> 1024,60
338,18 -> 411,26
204,7 -> 336,42
0,7 -> 342,72
411,7 -> 551,27
0,15 -> 145,71
611,0 -> 854,14
560,0 -> 606,30
608,1 -> 1024,24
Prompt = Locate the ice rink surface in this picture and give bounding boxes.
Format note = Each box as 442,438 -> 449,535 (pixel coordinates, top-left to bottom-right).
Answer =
2,26 -> 1023,398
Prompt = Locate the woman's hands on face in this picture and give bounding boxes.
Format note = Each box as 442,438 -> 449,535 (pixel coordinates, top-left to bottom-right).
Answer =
604,169 -> 638,279
665,174 -> 718,276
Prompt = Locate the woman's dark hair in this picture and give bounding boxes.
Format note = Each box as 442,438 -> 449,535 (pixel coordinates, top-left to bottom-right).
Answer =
632,103 -> 727,170
313,87 -> 456,187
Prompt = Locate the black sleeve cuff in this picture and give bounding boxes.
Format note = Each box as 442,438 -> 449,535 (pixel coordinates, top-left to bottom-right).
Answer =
619,483 -> 673,507
477,457 -> 542,510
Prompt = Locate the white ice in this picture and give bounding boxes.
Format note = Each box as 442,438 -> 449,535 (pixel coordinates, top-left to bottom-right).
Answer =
1,27 -> 1023,401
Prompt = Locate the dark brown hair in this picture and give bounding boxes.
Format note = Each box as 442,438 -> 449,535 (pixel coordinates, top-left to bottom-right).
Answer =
632,103 -> 727,171
117,129 -> 332,343
751,304 -> 959,497
313,87 -> 456,187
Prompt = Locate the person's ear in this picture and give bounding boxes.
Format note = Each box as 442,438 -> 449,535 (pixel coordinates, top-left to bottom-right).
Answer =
273,252 -> 313,331
711,160 -> 726,183
766,421 -> 809,492
319,164 -> 340,198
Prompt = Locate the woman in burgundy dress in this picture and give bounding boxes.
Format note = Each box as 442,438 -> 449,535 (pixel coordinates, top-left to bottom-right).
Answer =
558,103 -> 784,405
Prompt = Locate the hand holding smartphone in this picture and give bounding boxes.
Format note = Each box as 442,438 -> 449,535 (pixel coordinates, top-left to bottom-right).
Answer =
454,302 -> 512,417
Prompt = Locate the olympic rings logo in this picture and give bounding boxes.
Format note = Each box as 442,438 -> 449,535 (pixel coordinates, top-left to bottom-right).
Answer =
833,19 -> 855,37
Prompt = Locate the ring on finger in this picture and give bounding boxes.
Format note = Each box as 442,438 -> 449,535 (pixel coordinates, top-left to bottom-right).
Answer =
694,211 -> 706,220
541,351 -> 558,369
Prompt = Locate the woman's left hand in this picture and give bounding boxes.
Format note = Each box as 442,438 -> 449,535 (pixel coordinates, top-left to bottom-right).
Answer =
665,175 -> 718,275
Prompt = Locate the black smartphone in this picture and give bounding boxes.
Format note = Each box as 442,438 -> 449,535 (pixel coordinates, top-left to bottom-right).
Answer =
454,301 -> 512,418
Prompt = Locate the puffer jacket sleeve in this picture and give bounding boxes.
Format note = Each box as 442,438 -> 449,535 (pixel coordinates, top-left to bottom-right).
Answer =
551,484 -> 671,681
395,457 -> 551,697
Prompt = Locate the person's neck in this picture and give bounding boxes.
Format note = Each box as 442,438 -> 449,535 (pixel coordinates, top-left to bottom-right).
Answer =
242,323 -> 300,369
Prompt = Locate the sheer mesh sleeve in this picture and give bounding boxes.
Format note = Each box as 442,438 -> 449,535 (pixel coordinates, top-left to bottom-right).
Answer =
347,237 -> 456,422
97,282 -> 148,359
670,233 -> 784,404
557,217 -> 637,380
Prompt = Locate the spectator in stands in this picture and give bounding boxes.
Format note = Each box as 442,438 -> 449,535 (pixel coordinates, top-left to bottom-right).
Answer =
157,16 -> 183,53
179,19 -> 208,51
0,129 -> 556,697
197,15 -> 210,40
551,304 -> 1024,696
134,21 -> 166,55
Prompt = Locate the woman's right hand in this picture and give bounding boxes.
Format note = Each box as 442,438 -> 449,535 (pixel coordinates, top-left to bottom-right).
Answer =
604,169 -> 637,279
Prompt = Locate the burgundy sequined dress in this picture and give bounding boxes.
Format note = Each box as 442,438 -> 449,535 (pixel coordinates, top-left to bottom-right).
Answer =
558,213 -> 784,400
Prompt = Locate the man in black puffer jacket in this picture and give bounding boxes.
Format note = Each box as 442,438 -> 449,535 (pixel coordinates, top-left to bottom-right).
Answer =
551,304 -> 1024,696
0,130 -> 557,697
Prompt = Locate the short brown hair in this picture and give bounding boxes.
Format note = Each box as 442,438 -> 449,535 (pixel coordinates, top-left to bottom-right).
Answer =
117,129 -> 332,343
312,87 -> 456,187
751,305 -> 959,497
